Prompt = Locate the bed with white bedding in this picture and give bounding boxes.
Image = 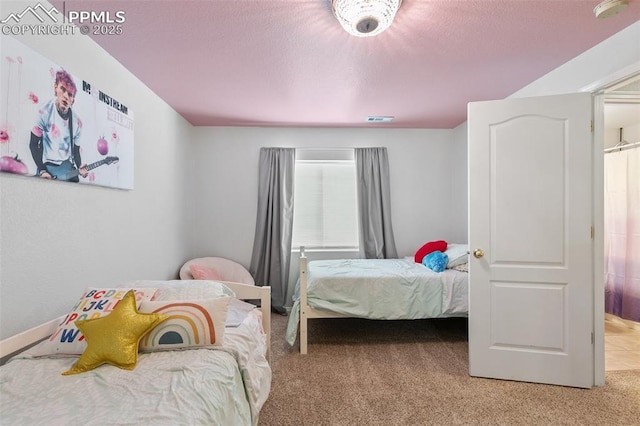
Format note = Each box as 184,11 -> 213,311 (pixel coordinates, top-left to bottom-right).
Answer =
286,255 -> 469,353
0,280 -> 271,426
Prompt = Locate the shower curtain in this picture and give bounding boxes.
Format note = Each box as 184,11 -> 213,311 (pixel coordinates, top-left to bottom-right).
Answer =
604,146 -> 640,322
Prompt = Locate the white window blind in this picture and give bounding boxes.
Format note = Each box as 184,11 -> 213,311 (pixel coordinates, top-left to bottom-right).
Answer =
292,150 -> 359,250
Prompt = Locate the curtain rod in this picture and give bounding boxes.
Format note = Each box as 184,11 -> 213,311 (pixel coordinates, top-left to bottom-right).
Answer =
604,140 -> 640,153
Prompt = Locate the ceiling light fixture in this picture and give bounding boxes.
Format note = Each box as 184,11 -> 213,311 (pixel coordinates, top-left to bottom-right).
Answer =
593,0 -> 629,19
332,0 -> 403,37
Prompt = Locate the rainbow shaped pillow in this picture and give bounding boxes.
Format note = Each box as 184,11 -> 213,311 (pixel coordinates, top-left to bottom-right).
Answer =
138,297 -> 230,351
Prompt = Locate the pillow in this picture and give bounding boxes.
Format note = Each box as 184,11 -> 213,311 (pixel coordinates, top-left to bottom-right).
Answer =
62,290 -> 168,375
414,240 -> 447,263
226,298 -> 257,327
31,287 -> 158,356
452,262 -> 469,273
148,280 -> 236,301
138,296 -> 230,351
444,243 -> 470,268
422,250 -> 449,273
190,264 -> 222,281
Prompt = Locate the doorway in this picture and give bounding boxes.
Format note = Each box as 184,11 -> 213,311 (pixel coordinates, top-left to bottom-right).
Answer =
602,75 -> 640,371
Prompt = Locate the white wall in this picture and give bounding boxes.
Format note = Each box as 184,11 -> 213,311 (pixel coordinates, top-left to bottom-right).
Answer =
191,17 -> 639,300
190,126 -> 466,305
450,21 -> 640,207
0,5 -> 194,338
510,22 -> 640,99
508,23 -> 640,152
449,122 -> 468,243
189,126 -> 464,261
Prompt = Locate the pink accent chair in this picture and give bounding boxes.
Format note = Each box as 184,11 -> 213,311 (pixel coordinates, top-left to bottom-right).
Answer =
179,257 -> 255,286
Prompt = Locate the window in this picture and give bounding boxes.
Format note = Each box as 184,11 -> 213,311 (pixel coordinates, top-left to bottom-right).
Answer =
292,149 -> 359,250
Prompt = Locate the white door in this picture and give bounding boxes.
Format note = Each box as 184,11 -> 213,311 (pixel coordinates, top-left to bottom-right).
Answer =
468,92 -> 594,388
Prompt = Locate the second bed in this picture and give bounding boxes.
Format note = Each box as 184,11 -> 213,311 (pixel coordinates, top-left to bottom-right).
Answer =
286,255 -> 469,353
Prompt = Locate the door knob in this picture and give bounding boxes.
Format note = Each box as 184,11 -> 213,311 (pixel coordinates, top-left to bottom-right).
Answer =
473,248 -> 484,258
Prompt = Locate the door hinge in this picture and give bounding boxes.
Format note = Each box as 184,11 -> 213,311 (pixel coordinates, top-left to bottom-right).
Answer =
591,226 -> 594,239
591,332 -> 594,344
590,120 -> 594,133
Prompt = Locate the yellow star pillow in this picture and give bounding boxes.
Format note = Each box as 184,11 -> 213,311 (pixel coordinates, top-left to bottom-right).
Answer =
63,290 -> 168,375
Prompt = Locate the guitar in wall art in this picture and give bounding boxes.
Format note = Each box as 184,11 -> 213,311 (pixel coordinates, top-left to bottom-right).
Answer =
44,156 -> 119,182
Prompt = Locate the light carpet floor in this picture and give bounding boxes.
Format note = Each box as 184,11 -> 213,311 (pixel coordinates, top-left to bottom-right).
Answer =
258,314 -> 640,426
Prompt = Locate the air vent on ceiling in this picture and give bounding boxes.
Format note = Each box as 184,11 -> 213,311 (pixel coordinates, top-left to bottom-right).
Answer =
366,116 -> 394,123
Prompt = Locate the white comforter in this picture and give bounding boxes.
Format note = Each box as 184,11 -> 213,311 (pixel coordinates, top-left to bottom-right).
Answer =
0,309 -> 270,426
286,257 -> 468,345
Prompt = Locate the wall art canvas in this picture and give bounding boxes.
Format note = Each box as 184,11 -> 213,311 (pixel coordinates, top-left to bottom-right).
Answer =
0,36 -> 134,189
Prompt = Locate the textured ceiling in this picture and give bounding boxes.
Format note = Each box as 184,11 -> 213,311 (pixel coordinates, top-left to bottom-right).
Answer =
52,0 -> 640,129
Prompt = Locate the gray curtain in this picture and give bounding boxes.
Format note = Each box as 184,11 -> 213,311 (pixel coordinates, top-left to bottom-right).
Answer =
249,148 -> 295,314
355,147 -> 398,259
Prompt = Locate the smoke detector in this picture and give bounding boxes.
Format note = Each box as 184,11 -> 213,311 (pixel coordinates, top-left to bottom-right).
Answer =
593,0 -> 629,19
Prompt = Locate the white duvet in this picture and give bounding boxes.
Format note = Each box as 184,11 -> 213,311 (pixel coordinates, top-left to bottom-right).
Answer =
0,306 -> 270,426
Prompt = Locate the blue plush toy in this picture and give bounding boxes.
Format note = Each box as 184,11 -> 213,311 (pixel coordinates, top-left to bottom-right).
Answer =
422,250 -> 449,273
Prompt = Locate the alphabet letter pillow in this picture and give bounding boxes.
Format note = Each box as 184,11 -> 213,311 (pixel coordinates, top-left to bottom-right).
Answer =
62,290 -> 167,375
138,296 -> 230,351
30,288 -> 158,356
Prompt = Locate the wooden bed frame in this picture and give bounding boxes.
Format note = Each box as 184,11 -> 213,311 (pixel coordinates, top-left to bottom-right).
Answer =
0,281 -> 271,363
296,251 -> 470,354
298,253 -> 348,354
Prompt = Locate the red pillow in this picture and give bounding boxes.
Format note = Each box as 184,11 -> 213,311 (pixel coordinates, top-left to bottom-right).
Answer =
414,240 -> 447,263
